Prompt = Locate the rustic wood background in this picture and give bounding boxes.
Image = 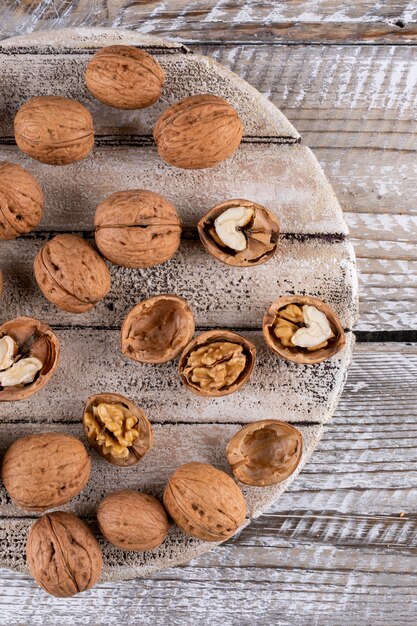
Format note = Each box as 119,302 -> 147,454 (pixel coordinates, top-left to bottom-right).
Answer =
0,1 -> 416,625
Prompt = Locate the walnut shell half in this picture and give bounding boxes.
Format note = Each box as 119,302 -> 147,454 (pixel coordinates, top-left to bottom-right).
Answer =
26,511 -> 102,598
163,462 -> 246,542
0,161 -> 44,240
83,393 -> 153,467
263,295 -> 346,364
226,420 -> 303,487
121,294 -> 195,364
178,330 -> 256,397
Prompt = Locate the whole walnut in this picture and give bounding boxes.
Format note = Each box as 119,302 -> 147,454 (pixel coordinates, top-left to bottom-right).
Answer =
153,94 -> 243,169
34,234 -> 111,313
95,189 -> 181,268
14,96 -> 94,165
163,462 -> 246,541
1,432 -> 91,511
85,45 -> 164,109
97,490 -> 170,551
0,161 -> 44,240
26,511 -> 102,597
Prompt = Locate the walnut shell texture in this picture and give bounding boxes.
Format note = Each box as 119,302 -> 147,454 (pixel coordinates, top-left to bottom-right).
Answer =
34,234 -> 111,313
14,96 -> 94,165
121,294 -> 195,363
95,189 -> 181,268
0,161 -> 44,240
163,462 -> 246,542
226,420 -> 303,486
98,490 -> 170,551
153,94 -> 243,169
85,45 -> 164,109
26,511 -> 102,598
0,316 -> 60,402
1,432 -> 91,511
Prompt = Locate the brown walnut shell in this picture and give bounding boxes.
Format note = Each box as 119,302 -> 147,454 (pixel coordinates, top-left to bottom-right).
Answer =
121,294 -> 195,364
153,94 -> 243,169
178,329 -> 256,397
226,420 -> 303,487
0,161 -> 44,240
0,316 -> 60,402
26,511 -> 102,598
1,432 -> 91,511
83,392 -> 153,467
97,489 -> 170,551
14,96 -> 94,165
85,45 -> 164,109
198,198 -> 280,267
34,234 -> 111,313
163,462 -> 246,542
263,295 -> 346,364
95,189 -> 181,269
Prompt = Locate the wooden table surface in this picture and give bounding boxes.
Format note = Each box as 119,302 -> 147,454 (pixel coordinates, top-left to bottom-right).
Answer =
0,2 -> 416,624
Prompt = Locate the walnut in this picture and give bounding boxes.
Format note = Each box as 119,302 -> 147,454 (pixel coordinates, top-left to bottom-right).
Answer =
178,330 -> 256,397
198,199 -> 280,266
0,316 -> 59,402
83,393 -> 153,466
97,490 -> 169,551
26,511 -> 102,597
153,94 -> 243,169
226,420 -> 303,486
263,295 -> 346,364
85,45 -> 164,109
94,189 -> 181,268
121,294 -> 195,363
0,161 -> 44,240
1,432 -> 91,511
34,234 -> 111,313
163,462 -> 246,541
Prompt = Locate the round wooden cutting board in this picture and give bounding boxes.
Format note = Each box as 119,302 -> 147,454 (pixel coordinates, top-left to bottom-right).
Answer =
0,28 -> 358,581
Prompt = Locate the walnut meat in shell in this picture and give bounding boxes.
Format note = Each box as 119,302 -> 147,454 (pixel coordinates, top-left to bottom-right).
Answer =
0,317 -> 59,402
263,295 -> 345,364
14,96 -> 94,165
34,234 -> 111,313
97,490 -> 170,551
198,199 -> 280,267
226,420 -> 303,487
26,511 -> 102,598
0,161 -> 44,240
95,189 -> 181,268
163,462 -> 246,542
153,94 -> 243,169
1,432 -> 91,511
121,294 -> 195,363
85,45 -> 164,109
83,393 -> 153,466
178,330 -> 256,397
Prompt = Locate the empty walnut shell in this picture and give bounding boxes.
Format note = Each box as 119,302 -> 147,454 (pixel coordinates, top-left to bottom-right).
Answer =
163,462 -> 246,542
83,392 -> 153,467
0,161 -> 44,240
0,317 -> 59,402
263,295 -> 346,364
26,511 -> 102,598
121,295 -> 195,364
34,234 -> 111,313
95,189 -> 181,269
98,490 -> 170,551
198,199 -> 280,267
14,96 -> 94,165
153,94 -> 243,169
85,45 -> 164,109
226,420 -> 303,487
1,432 -> 91,511
178,330 -> 256,397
